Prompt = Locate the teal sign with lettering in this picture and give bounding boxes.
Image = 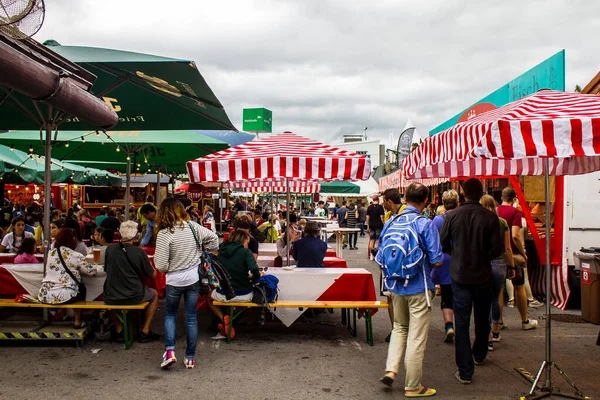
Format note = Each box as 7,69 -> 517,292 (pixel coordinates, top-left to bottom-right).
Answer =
430,50 -> 565,135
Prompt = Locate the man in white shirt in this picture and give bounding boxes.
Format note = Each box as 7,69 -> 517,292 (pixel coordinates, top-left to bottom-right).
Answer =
314,201 -> 326,218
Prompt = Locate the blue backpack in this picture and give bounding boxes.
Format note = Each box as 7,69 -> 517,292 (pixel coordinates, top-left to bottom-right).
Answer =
252,274 -> 279,305
375,210 -> 427,292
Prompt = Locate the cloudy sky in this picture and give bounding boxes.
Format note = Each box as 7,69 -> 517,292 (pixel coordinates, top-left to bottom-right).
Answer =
38,0 -> 600,145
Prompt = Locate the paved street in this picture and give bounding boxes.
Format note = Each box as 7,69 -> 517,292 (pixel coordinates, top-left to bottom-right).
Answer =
0,235 -> 598,399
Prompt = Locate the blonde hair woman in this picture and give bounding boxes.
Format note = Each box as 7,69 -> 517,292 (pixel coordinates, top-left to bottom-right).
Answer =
154,198 -> 218,370
479,195 -> 515,350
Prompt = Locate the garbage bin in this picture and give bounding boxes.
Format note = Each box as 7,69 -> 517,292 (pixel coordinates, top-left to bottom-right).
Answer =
573,250 -> 600,325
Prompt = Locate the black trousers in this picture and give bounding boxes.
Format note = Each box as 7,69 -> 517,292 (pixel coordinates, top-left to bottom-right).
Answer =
451,278 -> 493,379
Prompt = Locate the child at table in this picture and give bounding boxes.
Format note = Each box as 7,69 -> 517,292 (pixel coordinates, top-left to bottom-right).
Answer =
14,238 -> 38,264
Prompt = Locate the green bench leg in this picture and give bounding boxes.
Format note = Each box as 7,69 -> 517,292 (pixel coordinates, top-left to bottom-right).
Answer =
116,310 -> 134,350
364,309 -> 373,346
341,308 -> 347,326
225,306 -> 247,344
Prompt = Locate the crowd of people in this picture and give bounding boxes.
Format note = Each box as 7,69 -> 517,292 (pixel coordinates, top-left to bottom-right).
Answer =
374,180 -> 544,397
0,184 -> 546,379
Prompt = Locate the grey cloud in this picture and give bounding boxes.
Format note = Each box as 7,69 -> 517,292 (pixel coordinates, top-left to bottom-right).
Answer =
37,0 -> 600,145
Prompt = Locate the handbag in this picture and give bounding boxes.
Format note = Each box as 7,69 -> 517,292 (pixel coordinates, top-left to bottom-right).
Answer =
56,247 -> 87,300
188,222 -> 217,295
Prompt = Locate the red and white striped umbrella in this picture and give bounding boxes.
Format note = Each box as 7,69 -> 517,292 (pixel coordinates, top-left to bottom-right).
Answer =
403,90 -> 600,179
187,132 -> 372,183
224,179 -> 320,193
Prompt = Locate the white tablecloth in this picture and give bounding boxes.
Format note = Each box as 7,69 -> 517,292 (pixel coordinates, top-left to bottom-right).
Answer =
1,263 -> 107,301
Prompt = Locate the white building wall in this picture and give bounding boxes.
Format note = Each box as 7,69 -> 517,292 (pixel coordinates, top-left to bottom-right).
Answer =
334,140 -> 383,165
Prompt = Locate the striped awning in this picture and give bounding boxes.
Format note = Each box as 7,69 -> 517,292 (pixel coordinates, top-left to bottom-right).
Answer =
187,132 -> 372,183
223,179 -> 320,193
403,90 -> 600,179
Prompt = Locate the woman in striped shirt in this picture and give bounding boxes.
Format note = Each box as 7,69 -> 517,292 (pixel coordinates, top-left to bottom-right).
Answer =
155,198 -> 219,370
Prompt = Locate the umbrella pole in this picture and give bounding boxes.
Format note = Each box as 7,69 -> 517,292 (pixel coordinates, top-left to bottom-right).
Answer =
286,178 -> 290,267
125,156 -> 131,220
42,118 -> 52,272
527,158 -> 586,399
156,171 -> 161,207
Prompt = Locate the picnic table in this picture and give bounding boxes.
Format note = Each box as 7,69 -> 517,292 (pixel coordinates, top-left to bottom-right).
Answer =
261,267 -> 377,327
258,243 -> 336,258
256,255 -> 348,269
320,227 -> 361,258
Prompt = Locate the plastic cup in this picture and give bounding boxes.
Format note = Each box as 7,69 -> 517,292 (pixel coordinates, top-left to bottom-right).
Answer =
93,248 -> 101,264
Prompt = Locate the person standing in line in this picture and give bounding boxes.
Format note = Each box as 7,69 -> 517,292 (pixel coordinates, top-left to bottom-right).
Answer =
378,183 -> 443,398
154,198 -> 219,370
346,202 -> 359,250
365,195 -> 385,261
440,178 -> 503,384
357,201 -> 367,237
497,187 -> 540,329
335,200 -> 349,249
479,195 -> 516,351
380,188 -> 404,342
431,189 -> 459,343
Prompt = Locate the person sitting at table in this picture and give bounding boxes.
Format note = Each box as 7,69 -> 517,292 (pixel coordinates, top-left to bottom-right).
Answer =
103,221 -> 160,343
292,221 -> 327,268
209,229 -> 261,339
91,226 -> 105,247
38,228 -> 97,328
139,204 -> 157,247
0,217 -> 35,253
92,228 -> 113,265
234,218 -> 259,260
49,220 -> 63,245
14,237 -> 38,264
100,208 -> 121,231
63,219 -> 89,256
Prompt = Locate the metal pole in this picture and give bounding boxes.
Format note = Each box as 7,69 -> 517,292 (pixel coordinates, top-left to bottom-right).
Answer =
125,156 -> 131,220
42,111 -> 52,271
286,178 -> 291,267
543,158 -> 552,387
156,170 -> 162,206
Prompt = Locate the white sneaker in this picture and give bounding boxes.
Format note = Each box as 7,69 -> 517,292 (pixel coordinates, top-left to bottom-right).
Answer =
369,254 -> 374,261
211,333 -> 227,340
528,299 -> 544,308
522,319 -> 539,330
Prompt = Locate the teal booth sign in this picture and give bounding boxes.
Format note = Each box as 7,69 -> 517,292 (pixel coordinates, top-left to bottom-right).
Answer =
430,50 -> 565,135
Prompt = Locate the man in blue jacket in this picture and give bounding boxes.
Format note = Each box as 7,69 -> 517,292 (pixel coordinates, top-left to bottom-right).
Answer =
377,183 -> 443,398
292,221 -> 327,268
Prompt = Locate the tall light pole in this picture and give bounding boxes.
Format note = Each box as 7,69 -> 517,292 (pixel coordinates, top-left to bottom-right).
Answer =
363,127 -> 368,141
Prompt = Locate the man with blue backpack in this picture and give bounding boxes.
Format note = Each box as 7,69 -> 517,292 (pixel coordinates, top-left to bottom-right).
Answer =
376,183 -> 443,398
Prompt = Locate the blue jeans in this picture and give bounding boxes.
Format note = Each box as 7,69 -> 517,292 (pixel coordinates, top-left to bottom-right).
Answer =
490,259 -> 507,324
164,282 -> 200,359
452,277 -> 493,379
358,222 -> 366,236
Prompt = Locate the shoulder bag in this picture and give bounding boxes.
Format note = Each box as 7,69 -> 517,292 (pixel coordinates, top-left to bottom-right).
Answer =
56,247 -> 87,300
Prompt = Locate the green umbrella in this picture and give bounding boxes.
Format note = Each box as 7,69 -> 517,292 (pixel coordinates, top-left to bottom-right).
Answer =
7,41 -> 235,132
0,144 -> 118,185
0,130 -> 228,174
319,180 -> 361,194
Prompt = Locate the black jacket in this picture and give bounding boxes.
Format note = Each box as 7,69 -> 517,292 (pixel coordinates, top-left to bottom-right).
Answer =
440,201 -> 503,285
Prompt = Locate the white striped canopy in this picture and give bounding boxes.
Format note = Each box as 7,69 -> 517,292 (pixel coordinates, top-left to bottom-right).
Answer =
223,179 -> 320,193
187,132 -> 372,183
403,90 -> 600,179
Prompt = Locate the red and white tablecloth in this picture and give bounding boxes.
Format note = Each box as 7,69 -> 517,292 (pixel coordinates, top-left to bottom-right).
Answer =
0,264 -> 106,301
258,243 -> 336,258
257,256 -> 348,269
0,260 -> 166,300
266,267 -> 377,327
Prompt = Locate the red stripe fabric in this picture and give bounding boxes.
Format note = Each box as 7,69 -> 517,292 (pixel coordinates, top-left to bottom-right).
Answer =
187,132 -> 372,183
570,119 -> 584,156
541,120 -> 557,156
498,120 -> 514,158
592,118 -> 600,154
520,121 -> 537,156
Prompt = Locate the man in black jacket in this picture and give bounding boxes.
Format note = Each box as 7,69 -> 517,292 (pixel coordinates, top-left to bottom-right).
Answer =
440,178 -> 503,384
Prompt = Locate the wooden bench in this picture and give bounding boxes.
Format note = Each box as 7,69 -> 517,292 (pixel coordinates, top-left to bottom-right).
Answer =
213,300 -> 388,346
0,299 -> 149,349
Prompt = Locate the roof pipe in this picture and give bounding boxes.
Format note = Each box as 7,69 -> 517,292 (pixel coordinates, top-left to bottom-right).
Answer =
0,40 -> 118,130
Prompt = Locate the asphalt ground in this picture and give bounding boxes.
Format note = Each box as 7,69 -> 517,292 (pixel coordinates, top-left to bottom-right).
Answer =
0,234 -> 598,400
